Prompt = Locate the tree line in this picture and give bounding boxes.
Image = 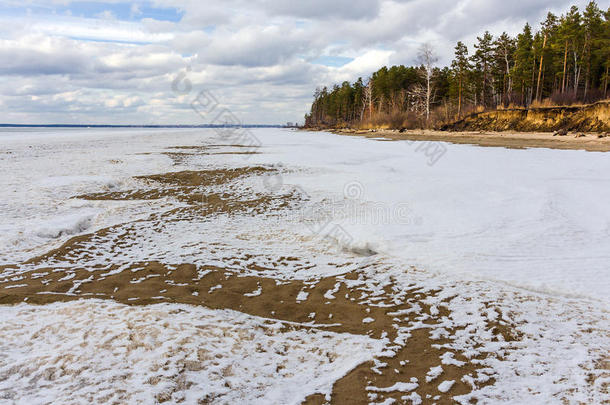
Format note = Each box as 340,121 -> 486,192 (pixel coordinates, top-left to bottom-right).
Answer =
304,1 -> 610,128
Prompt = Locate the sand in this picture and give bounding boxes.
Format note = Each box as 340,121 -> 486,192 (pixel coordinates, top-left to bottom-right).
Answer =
329,129 -> 610,152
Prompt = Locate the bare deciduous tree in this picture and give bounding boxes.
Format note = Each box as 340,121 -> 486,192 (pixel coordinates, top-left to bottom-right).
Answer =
361,78 -> 373,122
416,43 -> 438,122
407,84 -> 427,115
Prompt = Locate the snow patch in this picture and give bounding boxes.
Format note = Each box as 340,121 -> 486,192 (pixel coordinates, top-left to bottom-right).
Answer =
425,365 -> 443,383
367,381 -> 418,392
438,380 -> 455,393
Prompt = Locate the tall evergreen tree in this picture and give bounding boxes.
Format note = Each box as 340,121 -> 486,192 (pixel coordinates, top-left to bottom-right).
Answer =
582,1 -> 603,99
600,7 -> 610,97
565,6 -> 583,95
536,13 -> 558,100
451,41 -> 471,116
513,23 -> 535,105
471,31 -> 495,107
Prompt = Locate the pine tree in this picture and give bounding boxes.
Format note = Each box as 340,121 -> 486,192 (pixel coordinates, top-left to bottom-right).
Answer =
471,31 -> 495,107
564,6 -> 583,95
512,23 -> 534,105
305,2 -> 609,129
582,1 -> 603,99
535,13 -> 558,100
451,41 -> 470,116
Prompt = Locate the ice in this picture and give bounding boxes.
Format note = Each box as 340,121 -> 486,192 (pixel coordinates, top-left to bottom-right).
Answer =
0,300 -> 384,404
1,127 -> 609,403
0,128 -> 197,264
34,210 -> 97,238
6,127 -> 608,304
234,129 -> 610,305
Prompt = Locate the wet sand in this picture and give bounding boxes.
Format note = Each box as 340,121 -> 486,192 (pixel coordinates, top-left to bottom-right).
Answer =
329,129 -> 610,152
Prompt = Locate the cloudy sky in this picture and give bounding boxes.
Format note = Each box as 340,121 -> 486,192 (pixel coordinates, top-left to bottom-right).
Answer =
0,0 -> 592,125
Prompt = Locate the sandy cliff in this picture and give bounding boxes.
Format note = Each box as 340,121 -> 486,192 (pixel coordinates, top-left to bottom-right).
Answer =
441,101 -> 610,133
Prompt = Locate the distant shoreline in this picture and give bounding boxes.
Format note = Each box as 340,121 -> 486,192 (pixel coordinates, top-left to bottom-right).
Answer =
0,124 -> 286,128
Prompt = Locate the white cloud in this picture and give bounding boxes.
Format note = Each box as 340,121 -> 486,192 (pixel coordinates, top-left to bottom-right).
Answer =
0,0 -> 591,124
328,50 -> 396,83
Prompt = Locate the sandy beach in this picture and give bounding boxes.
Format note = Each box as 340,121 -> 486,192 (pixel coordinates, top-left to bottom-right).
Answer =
330,129 -> 610,152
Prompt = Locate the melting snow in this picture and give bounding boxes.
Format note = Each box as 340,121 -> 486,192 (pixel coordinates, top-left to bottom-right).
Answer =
438,380 -> 455,393
0,300 -> 384,404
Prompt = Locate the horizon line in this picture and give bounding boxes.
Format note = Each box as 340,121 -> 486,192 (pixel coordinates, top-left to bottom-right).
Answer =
0,124 -> 294,128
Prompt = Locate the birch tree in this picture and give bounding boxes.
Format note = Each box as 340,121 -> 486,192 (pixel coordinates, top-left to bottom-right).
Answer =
417,43 -> 438,122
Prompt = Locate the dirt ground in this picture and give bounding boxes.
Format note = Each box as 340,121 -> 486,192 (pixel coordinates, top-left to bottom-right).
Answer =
331,129 -> 610,152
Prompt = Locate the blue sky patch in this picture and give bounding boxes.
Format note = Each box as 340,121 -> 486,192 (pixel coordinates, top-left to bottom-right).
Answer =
59,1 -> 182,22
311,56 -> 354,67
0,1 -> 183,22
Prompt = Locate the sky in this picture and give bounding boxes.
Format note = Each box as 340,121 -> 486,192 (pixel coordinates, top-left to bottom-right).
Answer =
0,0 -> 595,125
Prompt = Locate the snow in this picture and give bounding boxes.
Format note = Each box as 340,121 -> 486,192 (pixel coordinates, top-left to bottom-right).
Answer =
438,380 -> 455,393
323,282 -> 340,299
34,210 -> 96,238
0,128 -> 185,265
1,127 -> 609,403
244,284 -> 262,297
440,352 -> 465,367
0,300 -> 384,404
373,399 -> 396,405
237,129 -> 610,305
425,365 -> 443,382
367,381 -> 418,392
296,291 -> 309,302
401,392 -> 422,404
4,127 -> 609,303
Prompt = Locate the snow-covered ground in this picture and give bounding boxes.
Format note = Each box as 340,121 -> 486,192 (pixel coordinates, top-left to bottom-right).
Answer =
0,299 -> 383,404
2,128 -> 609,303
1,127 -> 609,403
0,128 -> 183,264
206,128 -> 610,305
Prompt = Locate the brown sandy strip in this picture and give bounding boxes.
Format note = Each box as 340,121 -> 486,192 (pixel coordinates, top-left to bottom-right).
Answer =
163,151 -> 258,165
328,129 -> 610,152
161,144 -> 259,165
169,144 -> 257,149
75,166 -> 296,210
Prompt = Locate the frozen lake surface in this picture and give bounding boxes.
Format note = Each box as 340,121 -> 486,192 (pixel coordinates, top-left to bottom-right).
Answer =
0,127 -> 608,403
2,127 -> 608,304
